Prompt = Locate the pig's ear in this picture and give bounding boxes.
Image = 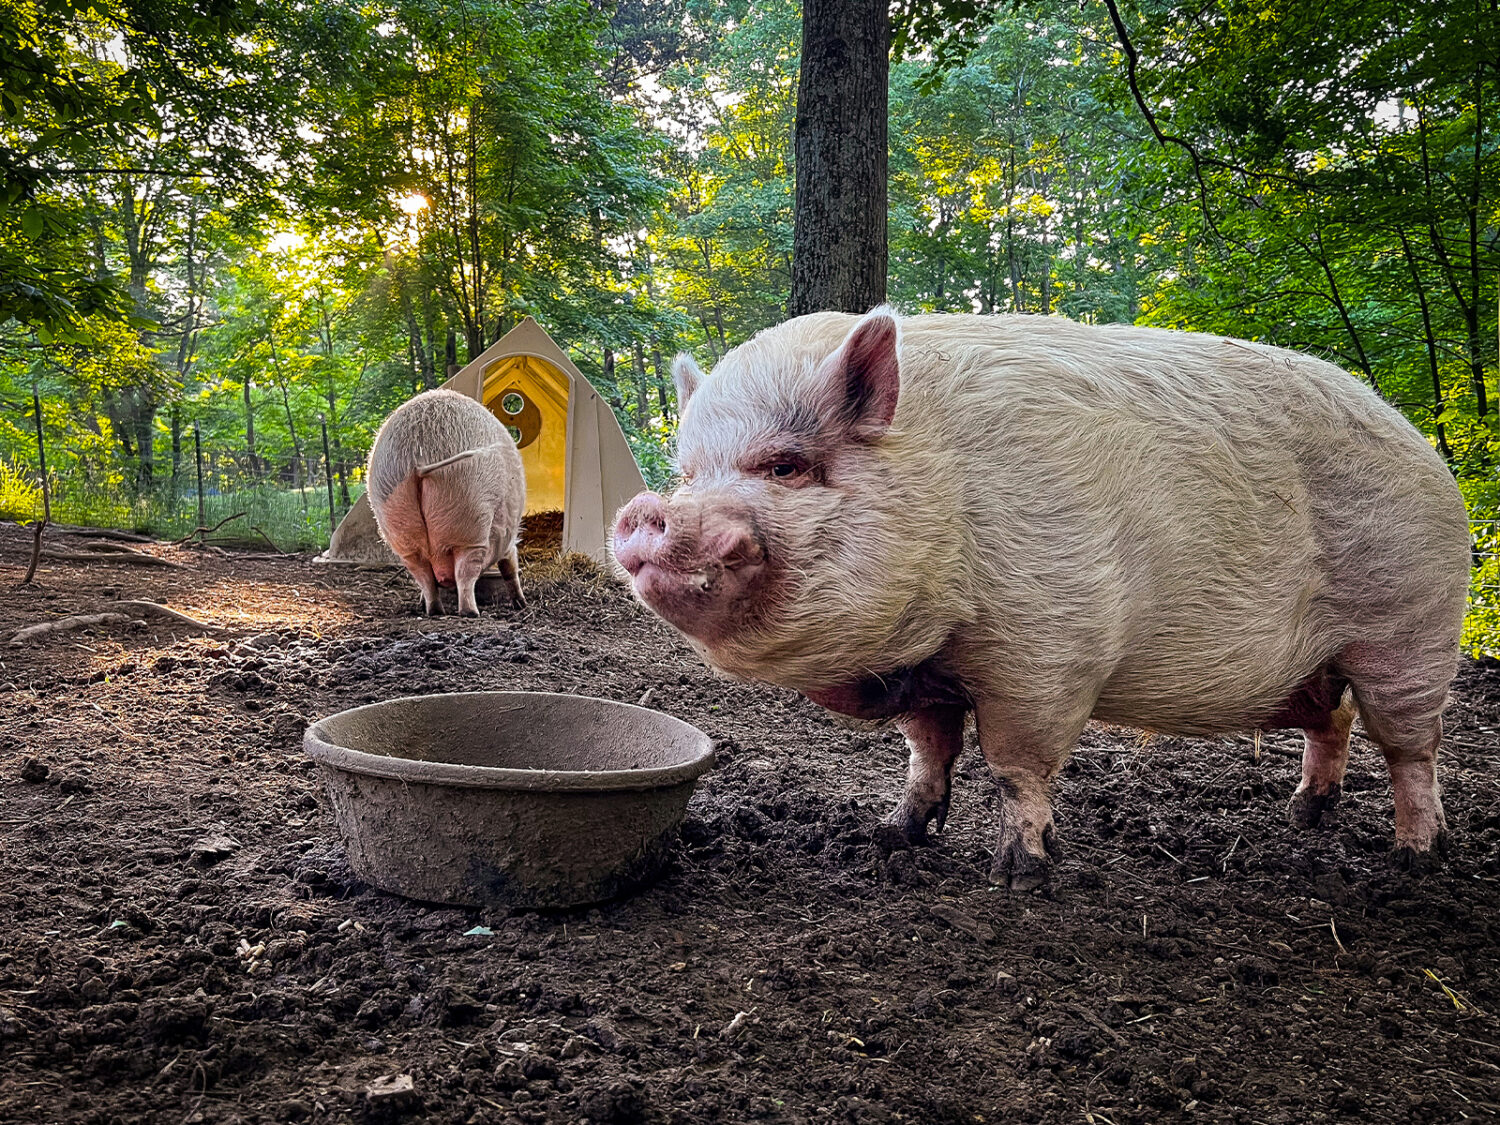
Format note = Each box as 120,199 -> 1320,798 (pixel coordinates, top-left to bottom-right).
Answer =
673,353 -> 704,409
816,306 -> 901,442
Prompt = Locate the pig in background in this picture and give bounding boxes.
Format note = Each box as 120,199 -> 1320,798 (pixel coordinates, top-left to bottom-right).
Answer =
614,308 -> 1471,890
367,389 -> 526,616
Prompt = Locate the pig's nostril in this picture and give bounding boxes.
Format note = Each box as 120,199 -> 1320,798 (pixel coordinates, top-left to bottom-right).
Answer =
714,531 -> 764,569
617,494 -> 670,540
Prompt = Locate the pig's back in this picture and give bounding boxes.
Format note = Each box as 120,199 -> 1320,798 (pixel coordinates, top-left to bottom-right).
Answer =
894,315 -> 1469,733
367,390 -> 510,503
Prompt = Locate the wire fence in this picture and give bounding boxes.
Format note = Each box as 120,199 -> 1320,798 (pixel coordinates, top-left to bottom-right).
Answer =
2,420 -> 363,552
1468,519 -> 1500,593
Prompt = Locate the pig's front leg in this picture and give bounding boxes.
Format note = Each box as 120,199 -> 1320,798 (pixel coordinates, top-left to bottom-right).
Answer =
453,546 -> 491,617
498,543 -> 526,608
886,704 -> 966,844
975,698 -> 1087,892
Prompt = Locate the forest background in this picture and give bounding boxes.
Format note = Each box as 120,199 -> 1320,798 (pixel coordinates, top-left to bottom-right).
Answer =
1,0 -> 1497,646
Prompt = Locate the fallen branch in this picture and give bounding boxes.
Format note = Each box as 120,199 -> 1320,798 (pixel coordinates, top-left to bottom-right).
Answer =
248,526 -> 285,554
7,612 -> 136,644
73,540 -> 150,554
172,512 -> 247,546
6,600 -> 222,645
51,526 -> 153,543
40,548 -> 189,569
114,600 -> 223,631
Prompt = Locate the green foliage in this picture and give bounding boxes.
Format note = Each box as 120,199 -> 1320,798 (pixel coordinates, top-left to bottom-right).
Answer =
888,15 -> 1158,319
1119,0 -> 1497,462
0,458 -> 42,521
642,0 -> 800,358
0,0 -> 268,337
1463,476 -> 1500,658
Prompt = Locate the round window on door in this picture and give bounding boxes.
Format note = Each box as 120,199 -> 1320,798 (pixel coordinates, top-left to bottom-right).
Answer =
492,386 -> 542,449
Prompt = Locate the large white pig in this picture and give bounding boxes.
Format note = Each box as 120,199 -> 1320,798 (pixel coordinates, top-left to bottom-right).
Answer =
613,309 -> 1471,889
367,389 -> 526,616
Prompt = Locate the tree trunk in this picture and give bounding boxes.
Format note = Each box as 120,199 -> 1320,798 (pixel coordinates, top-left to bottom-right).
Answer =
133,396 -> 154,492
1399,229 -> 1453,463
243,374 -> 258,477
1463,64 -> 1487,419
267,329 -> 304,495
651,337 -> 671,419
22,384 -> 50,585
633,342 -> 650,421
279,381 -> 304,495
324,378 -> 353,508
404,296 -> 432,392
170,405 -> 182,494
696,313 -> 721,361
789,0 -> 889,317
603,347 -> 623,412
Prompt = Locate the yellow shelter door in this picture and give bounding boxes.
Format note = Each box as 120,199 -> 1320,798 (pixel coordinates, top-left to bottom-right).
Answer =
481,355 -> 569,516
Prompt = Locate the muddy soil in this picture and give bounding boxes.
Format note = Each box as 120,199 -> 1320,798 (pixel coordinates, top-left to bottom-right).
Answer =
1,520 -> 1499,1125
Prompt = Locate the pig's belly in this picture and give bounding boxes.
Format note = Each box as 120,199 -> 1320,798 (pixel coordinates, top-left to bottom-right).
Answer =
1089,657 -> 1338,737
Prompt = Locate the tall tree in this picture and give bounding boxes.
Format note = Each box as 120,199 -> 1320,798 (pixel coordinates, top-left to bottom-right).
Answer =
788,0 -> 890,315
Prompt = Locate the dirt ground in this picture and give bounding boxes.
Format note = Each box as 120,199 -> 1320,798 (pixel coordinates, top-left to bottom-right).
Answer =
2,520 -> 1499,1125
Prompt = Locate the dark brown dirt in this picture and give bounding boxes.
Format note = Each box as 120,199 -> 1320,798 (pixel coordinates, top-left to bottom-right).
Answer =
2,520 -> 1499,1125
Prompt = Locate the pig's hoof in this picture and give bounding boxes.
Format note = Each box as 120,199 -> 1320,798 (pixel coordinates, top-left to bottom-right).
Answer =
988,827 -> 1058,893
1287,783 -> 1341,830
883,795 -> 948,846
871,823 -> 913,852
988,846 -> 1051,893
1390,834 -> 1448,875
880,810 -> 929,847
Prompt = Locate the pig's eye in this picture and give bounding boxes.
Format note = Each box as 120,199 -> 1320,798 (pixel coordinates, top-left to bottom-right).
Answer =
750,454 -> 815,484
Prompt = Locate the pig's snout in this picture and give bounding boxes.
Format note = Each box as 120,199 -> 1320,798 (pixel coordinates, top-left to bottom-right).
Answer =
614,493 -> 764,575
613,492 -> 767,642
613,493 -> 670,577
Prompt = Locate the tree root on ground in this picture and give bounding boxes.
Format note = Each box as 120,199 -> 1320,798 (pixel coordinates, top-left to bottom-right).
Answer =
40,547 -> 189,569
51,526 -> 154,543
6,600 -> 223,645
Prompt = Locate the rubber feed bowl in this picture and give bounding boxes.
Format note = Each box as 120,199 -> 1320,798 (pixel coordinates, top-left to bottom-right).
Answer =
304,692 -> 715,908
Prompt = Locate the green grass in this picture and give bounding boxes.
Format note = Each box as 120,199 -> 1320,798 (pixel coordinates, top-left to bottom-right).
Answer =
34,480 -> 364,553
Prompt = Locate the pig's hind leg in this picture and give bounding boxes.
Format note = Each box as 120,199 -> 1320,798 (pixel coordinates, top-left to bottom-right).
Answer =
498,543 -> 526,608
452,546 -> 491,617
1336,640 -> 1452,870
886,705 -> 966,844
1286,685 -> 1356,831
403,556 -> 443,616
973,697 -> 1091,893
